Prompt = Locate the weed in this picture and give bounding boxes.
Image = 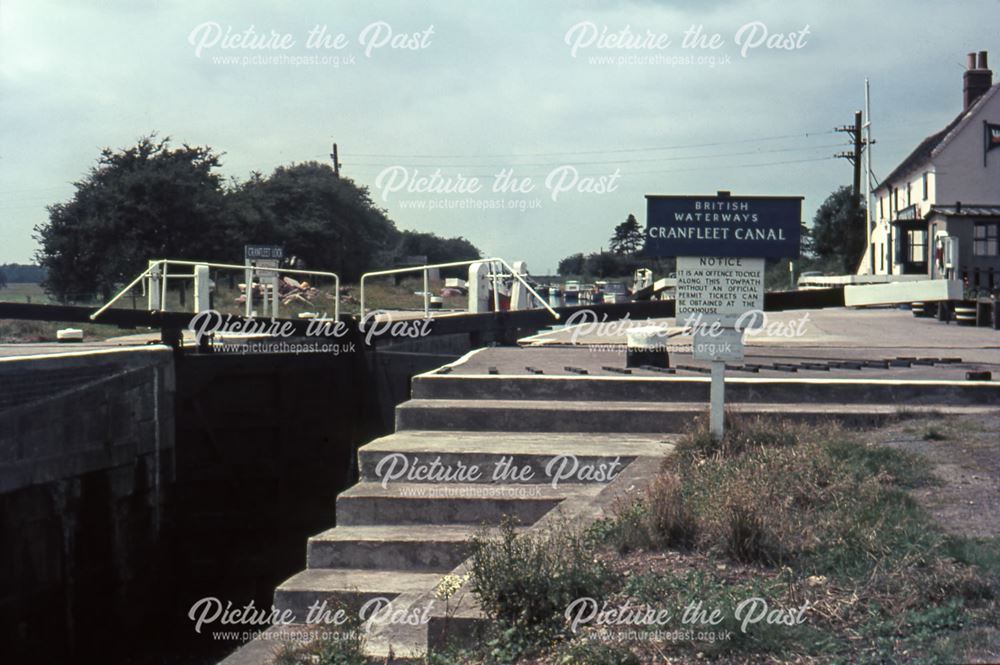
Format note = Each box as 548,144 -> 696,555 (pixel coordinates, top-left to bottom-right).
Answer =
923,426 -> 948,441
272,625 -> 366,665
469,517 -> 613,661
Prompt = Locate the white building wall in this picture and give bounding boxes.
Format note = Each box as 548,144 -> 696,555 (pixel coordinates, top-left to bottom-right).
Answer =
863,86 -> 1000,275
933,90 -> 1000,206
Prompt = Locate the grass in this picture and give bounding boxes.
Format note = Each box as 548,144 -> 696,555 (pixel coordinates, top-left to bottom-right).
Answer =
0,282 -> 54,304
449,416 -> 999,664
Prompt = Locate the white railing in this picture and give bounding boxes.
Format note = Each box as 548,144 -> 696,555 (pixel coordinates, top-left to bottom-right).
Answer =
90,259 -> 340,321
359,257 -> 559,321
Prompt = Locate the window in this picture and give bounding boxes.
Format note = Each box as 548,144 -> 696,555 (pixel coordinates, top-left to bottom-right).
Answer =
907,183 -> 912,207
907,229 -> 926,263
893,187 -> 899,212
974,223 -> 999,256
922,172 -> 928,200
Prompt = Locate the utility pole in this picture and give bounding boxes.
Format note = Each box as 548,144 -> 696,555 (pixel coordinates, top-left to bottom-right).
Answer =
330,142 -> 341,178
835,110 -> 872,273
863,79 -> 874,274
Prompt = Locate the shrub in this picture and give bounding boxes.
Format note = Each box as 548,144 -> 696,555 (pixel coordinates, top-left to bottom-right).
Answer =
469,517 -> 613,660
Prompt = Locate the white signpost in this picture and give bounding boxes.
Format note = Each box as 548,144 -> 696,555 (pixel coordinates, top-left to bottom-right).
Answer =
244,245 -> 284,318
646,192 -> 802,440
678,258 -> 764,438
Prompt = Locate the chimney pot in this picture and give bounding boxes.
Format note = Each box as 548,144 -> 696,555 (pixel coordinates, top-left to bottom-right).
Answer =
963,50 -> 993,109
968,53 -> 977,69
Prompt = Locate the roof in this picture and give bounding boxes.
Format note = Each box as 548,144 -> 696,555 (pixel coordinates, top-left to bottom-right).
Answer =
878,83 -> 1000,190
926,204 -> 1000,217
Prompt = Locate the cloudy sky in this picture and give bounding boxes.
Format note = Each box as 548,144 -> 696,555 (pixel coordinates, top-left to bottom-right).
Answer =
1,0 -> 996,272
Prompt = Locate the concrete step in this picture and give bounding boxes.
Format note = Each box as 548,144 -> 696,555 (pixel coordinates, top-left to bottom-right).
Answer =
273,568 -> 443,625
411,373 -> 1000,405
357,430 -> 671,485
306,525 -> 478,572
395,399 -> 995,433
335,480 -> 587,526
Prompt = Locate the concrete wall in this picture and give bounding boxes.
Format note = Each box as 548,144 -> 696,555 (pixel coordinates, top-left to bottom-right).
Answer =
0,335 -> 472,662
0,347 -> 175,660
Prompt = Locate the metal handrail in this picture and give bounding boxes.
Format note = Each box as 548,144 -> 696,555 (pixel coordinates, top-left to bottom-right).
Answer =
90,259 -> 340,321
359,257 -> 558,321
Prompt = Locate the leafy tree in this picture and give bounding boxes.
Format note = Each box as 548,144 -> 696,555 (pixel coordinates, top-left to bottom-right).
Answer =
811,185 -> 866,273
35,135 -> 227,301
609,213 -> 644,255
557,253 -> 586,276
226,162 -> 398,281
0,264 -> 46,283
36,137 -> 478,299
585,251 -> 623,277
395,230 -> 481,276
0,269 -> 6,289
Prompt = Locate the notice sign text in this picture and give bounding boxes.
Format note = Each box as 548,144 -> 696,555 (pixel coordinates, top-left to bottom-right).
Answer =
676,256 -> 764,327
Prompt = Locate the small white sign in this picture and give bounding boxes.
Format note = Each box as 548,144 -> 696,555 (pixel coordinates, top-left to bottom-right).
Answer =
676,256 -> 764,327
693,328 -> 744,361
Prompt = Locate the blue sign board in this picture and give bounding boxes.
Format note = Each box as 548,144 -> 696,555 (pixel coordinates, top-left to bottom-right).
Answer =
645,194 -> 802,259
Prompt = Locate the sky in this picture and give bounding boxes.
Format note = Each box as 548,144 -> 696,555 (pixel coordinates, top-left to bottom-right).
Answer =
1,0 -> 997,273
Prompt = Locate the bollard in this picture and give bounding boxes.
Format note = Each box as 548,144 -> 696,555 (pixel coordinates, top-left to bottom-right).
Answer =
510,260 -> 530,311
468,262 -> 490,314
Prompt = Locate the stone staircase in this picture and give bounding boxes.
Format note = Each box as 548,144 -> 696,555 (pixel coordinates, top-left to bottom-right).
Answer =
222,361 -> 996,663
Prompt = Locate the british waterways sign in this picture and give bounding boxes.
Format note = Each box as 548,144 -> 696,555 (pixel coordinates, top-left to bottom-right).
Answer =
645,194 -> 802,259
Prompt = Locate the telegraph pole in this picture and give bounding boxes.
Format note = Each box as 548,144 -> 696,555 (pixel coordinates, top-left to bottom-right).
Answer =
835,111 -> 872,273
835,111 -> 863,204
330,142 -> 341,178
863,79 -> 873,274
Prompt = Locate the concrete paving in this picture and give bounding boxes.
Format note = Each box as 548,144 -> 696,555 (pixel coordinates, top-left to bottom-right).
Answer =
456,308 -> 1000,381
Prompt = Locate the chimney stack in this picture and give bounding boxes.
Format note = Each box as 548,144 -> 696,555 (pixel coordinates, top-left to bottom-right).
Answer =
964,50 -> 992,110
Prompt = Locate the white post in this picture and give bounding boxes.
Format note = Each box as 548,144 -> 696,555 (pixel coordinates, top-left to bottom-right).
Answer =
193,264 -> 210,313
244,264 -> 253,318
267,271 -> 280,319
710,360 -> 725,440
510,260 -> 530,310
160,262 -> 169,312
468,262 -> 490,314
423,269 -> 430,317
147,260 -> 161,311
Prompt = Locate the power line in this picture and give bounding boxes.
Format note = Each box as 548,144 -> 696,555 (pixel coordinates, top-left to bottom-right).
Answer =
356,155 -> 837,180
346,142 -> 847,169
348,129 -> 838,159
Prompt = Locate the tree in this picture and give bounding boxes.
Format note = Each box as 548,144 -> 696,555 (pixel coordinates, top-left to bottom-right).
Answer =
36,137 -> 478,298
394,231 -> 481,277
0,264 -> 46,283
35,135 -> 227,301
811,185 -> 866,273
226,162 -> 399,282
557,253 -> 586,276
609,214 -> 644,255
0,269 -> 6,289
